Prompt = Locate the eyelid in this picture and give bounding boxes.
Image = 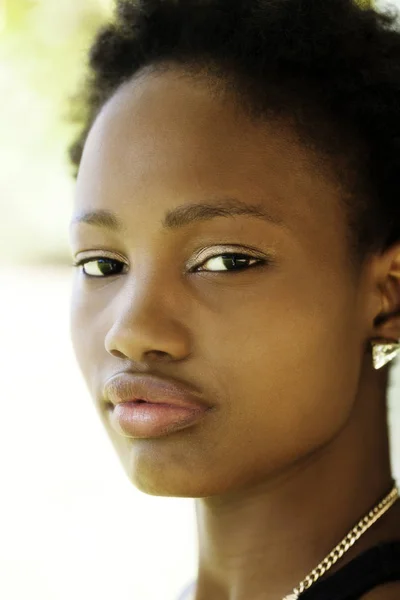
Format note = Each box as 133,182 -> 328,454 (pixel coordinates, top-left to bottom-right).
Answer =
187,244 -> 271,268
73,249 -> 128,264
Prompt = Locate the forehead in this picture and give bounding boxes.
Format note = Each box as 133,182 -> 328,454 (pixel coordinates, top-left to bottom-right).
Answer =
74,68 -> 347,250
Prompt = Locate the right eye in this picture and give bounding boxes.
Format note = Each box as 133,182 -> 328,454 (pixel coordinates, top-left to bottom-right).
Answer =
73,257 -> 126,278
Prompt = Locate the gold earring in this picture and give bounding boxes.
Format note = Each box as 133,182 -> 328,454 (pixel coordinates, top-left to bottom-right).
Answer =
371,339 -> 400,369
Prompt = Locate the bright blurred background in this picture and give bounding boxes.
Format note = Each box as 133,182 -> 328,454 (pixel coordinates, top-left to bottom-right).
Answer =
0,0 -> 399,599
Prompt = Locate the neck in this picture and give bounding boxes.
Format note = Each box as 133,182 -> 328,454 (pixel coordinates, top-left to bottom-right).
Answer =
193,367 -> 396,600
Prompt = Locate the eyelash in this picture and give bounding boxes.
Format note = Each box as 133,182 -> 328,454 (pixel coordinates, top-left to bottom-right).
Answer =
72,252 -> 268,278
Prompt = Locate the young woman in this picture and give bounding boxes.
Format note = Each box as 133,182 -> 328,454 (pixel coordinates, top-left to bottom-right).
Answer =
68,0 -> 400,598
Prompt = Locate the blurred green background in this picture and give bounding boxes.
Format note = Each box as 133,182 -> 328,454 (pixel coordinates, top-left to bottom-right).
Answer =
0,0 -> 114,265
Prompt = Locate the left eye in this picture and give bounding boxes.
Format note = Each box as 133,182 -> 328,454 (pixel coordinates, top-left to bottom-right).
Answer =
192,253 -> 265,273
74,257 -> 125,278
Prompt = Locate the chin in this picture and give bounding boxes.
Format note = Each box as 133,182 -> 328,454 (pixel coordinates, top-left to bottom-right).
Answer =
125,458 -> 246,499
110,448 -> 215,498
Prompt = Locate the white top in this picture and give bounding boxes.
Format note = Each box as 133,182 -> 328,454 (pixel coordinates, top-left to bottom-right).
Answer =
176,581 -> 196,600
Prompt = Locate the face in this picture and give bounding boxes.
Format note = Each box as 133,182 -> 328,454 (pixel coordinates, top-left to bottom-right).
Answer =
69,67 -> 373,498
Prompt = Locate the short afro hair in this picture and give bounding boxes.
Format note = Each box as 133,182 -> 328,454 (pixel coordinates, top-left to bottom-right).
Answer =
68,0 -> 400,270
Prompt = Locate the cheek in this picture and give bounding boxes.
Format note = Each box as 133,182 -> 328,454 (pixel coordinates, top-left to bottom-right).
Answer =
199,278 -> 361,484
69,282 -> 100,381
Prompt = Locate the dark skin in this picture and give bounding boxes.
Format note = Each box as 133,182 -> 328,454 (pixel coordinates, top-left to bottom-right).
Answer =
69,66 -> 400,600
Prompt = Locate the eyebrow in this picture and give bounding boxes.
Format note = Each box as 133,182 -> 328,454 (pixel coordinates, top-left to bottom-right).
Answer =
70,198 -> 285,232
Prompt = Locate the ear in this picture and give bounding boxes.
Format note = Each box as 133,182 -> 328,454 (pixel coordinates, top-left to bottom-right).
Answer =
370,242 -> 400,342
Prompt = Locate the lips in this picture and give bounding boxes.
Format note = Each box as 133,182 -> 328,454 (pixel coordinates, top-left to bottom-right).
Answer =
104,372 -> 211,411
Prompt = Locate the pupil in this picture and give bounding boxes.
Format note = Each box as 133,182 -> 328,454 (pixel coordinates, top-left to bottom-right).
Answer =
222,256 -> 247,269
99,259 -> 118,275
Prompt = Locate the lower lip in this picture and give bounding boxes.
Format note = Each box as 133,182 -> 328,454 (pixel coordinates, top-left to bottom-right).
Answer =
109,401 -> 210,438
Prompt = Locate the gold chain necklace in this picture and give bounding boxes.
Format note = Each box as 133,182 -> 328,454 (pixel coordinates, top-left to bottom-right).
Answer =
186,481 -> 399,600
282,481 -> 399,599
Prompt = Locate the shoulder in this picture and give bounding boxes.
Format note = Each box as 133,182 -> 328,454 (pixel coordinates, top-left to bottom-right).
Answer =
361,581 -> 400,599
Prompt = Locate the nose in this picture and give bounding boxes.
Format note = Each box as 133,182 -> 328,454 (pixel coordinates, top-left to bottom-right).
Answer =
104,283 -> 192,363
